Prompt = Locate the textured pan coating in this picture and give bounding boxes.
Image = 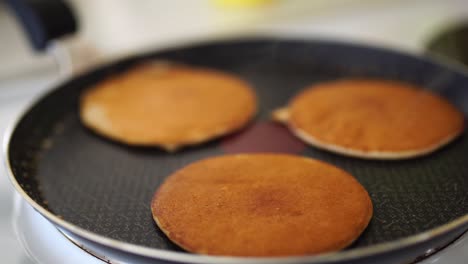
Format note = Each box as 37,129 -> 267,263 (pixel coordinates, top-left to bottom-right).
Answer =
152,154 -> 373,257
80,62 -> 257,151
274,79 -> 465,159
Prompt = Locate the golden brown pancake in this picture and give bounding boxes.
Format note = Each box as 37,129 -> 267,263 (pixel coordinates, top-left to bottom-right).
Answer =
273,79 -> 464,159
151,154 -> 373,257
80,62 -> 257,151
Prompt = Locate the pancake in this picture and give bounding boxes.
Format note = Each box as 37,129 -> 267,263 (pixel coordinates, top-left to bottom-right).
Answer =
80,62 -> 257,151
273,79 -> 465,159
151,154 -> 373,257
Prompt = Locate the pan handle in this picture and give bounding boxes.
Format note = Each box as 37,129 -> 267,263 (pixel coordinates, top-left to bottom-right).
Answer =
5,0 -> 78,51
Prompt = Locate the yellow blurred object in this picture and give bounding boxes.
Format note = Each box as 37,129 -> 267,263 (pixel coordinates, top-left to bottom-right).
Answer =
212,0 -> 273,9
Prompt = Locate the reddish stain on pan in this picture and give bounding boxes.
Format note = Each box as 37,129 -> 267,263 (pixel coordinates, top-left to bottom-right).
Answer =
221,121 -> 306,154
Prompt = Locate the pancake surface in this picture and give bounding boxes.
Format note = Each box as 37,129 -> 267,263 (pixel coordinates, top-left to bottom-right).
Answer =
151,154 -> 373,257
274,79 -> 464,159
80,62 -> 257,150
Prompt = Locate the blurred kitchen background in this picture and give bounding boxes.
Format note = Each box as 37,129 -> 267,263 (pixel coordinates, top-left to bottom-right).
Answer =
1,0 -> 468,263
2,0 -> 468,87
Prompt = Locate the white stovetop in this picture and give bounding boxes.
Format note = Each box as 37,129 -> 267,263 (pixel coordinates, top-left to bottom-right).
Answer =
1,0 -> 468,263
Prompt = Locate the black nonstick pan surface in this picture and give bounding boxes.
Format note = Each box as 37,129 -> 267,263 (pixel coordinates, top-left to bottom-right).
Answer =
5,38 -> 468,264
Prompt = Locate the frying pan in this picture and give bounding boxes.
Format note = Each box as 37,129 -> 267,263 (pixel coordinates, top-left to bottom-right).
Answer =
4,38 -> 468,264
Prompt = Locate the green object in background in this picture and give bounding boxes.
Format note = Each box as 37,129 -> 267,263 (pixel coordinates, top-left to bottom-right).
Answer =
426,22 -> 468,66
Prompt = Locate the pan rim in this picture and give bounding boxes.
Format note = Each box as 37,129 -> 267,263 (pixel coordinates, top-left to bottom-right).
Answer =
4,36 -> 468,263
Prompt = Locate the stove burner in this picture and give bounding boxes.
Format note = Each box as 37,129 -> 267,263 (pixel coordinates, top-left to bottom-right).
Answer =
58,227 -> 468,264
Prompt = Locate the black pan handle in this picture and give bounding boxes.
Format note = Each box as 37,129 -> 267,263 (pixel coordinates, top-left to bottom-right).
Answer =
5,0 -> 78,51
